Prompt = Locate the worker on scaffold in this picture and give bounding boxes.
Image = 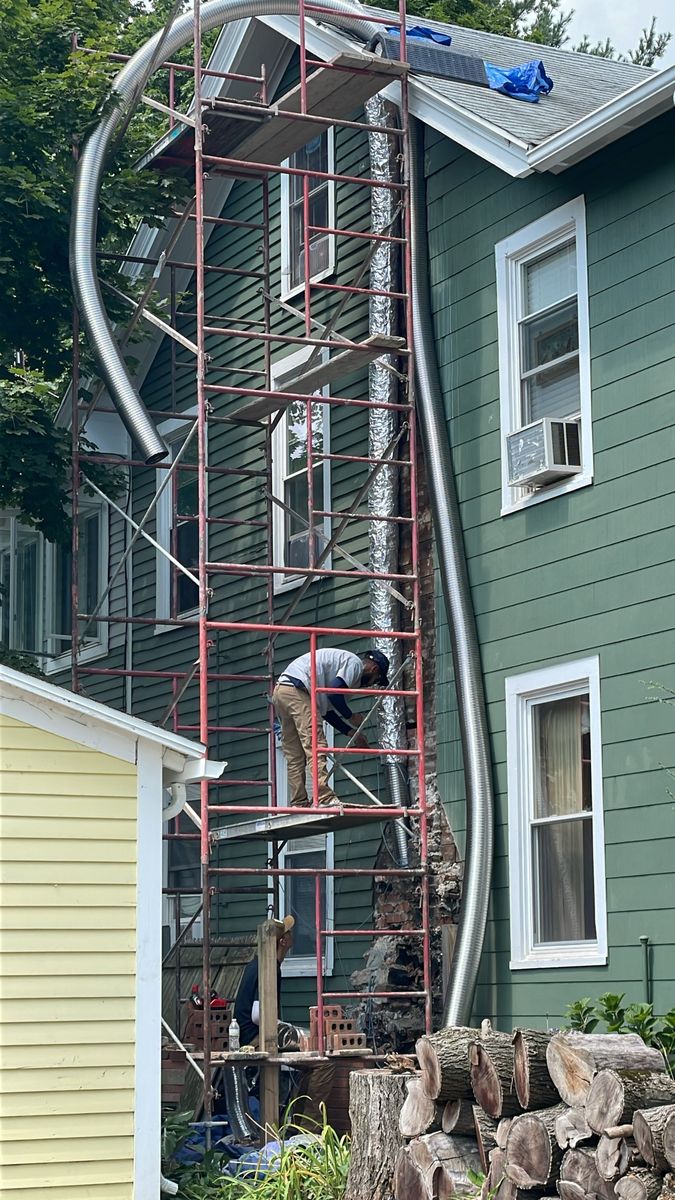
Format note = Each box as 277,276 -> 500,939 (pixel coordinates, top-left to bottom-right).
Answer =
273,647 -> 390,808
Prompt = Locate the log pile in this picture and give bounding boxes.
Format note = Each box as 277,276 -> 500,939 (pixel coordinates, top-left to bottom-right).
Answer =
376,1023 -> 675,1200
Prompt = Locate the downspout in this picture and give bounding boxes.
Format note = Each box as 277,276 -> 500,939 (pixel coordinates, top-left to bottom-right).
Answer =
69,0 -> 378,464
408,116 -> 494,1026
365,93 -> 410,866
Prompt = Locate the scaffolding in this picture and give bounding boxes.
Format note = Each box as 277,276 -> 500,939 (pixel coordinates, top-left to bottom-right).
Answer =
69,0 -> 432,1132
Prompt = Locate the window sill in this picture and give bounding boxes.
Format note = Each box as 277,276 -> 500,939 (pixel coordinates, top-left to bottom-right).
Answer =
510,947 -> 608,971
154,606 -> 200,635
280,263 -> 335,303
501,470 -> 592,517
282,959 -> 333,978
272,569 -> 330,596
44,638 -> 108,676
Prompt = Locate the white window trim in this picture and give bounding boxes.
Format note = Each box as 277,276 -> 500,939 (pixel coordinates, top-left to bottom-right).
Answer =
0,513 -> 44,658
162,783 -> 203,945
280,127 -> 336,301
270,734 -> 335,977
271,346 -> 331,594
506,656 -> 607,970
44,501 -> 109,675
155,413 -> 203,633
496,196 -> 593,517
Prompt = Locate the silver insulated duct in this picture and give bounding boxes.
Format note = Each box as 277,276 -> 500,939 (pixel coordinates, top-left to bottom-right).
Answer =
365,93 -> 410,866
69,0 -> 378,463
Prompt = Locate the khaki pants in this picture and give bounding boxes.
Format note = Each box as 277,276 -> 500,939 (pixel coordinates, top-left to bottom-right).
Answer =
272,683 -> 336,806
289,1059 -> 336,1129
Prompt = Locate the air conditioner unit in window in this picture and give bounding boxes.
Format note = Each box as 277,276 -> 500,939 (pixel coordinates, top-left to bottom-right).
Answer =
506,417 -> 582,488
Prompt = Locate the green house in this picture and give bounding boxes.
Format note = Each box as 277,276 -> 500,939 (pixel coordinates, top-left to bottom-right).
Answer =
3,11 -> 675,1034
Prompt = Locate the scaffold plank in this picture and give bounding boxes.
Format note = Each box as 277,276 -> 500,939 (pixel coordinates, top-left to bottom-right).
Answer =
210,807 -> 391,843
213,52 -> 407,166
230,334 -> 405,422
148,52 -> 407,171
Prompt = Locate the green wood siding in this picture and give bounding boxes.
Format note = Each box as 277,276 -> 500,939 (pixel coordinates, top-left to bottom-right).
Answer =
426,110 -> 675,1028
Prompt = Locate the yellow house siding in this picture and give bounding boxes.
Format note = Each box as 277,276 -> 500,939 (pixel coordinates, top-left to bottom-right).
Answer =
0,715 -> 137,1199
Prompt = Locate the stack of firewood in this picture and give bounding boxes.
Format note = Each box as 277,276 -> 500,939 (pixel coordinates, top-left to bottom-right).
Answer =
392,1024 -> 675,1200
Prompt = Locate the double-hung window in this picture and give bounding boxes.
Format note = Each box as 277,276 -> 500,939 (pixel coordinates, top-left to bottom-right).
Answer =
280,130 -> 335,298
272,737 -> 334,976
496,197 -> 592,513
46,503 -> 108,670
271,349 -> 331,591
506,657 -> 607,969
156,423 -> 202,625
162,785 -> 203,947
0,515 -> 43,657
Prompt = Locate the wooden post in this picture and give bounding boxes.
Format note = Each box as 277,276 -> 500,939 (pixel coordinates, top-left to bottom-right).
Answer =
258,918 -> 281,1137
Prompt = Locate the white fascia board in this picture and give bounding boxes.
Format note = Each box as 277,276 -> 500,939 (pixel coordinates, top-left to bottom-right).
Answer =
0,664 -> 206,761
528,63 -> 675,173
258,14 -> 532,178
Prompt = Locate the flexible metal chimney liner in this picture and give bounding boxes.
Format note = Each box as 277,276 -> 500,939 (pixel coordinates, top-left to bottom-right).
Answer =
409,116 -> 494,1026
69,0 -> 378,463
72,2 -> 494,1025
365,93 -> 410,867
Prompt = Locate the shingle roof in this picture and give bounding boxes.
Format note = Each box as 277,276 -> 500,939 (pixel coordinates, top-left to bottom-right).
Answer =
367,7 -> 652,148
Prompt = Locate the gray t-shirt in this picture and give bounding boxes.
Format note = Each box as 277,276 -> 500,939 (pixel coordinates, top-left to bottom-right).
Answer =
279,649 -> 362,716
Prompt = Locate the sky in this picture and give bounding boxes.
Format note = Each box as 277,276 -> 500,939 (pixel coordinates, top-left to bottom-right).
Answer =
565,0 -> 675,66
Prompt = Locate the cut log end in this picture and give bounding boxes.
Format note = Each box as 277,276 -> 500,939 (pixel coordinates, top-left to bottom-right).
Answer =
547,1034 -> 666,1110
512,1028 -> 559,1110
587,1070 -> 675,1136
504,1105 -> 566,1189
616,1167 -> 664,1200
400,1077 -> 443,1138
634,1104 -> 675,1173
555,1107 -> 593,1150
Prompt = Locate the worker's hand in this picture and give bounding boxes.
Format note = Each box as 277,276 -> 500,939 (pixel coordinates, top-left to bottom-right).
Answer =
350,713 -> 366,729
352,731 -> 369,750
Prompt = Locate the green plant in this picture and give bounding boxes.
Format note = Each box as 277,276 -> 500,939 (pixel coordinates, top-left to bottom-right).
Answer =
162,1108 -> 351,1200
596,992 -> 626,1033
624,1002 -> 660,1043
564,998 -> 599,1033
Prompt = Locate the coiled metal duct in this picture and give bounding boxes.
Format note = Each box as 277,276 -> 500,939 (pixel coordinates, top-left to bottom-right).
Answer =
69,0 -> 378,463
408,116 -> 494,1027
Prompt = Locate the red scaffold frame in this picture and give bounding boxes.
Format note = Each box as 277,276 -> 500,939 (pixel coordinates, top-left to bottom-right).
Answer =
68,0 -> 433,1133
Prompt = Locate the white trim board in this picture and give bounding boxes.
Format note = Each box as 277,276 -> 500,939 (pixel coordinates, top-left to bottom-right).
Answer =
134,739 -> 165,1199
0,665 -> 206,762
505,655 -> 608,971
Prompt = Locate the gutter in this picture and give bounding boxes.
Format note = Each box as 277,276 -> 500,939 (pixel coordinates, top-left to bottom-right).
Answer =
529,62 -> 675,173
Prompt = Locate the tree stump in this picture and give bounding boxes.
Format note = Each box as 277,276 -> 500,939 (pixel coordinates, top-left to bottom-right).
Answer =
473,1106 -> 499,1172
512,1029 -> 560,1110
634,1105 -> 675,1172
546,1034 -> 666,1108
555,1107 -> 593,1150
346,1069 -> 412,1200
586,1070 -> 675,1134
504,1102 -> 567,1188
558,1147 -> 617,1200
443,1099 -> 476,1137
469,1031 -> 519,1118
400,1077 -> 444,1138
596,1134 -> 643,1181
416,1027 -> 480,1103
616,1167 -> 664,1200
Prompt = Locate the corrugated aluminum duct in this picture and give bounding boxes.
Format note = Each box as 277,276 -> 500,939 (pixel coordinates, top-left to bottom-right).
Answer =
408,116 -> 494,1026
365,93 -> 410,867
69,0 -> 378,463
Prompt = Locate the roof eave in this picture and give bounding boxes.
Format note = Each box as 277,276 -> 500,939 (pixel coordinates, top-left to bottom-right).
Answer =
528,63 -> 675,173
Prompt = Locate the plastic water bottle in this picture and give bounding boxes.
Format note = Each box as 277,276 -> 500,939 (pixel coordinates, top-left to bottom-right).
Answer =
228,1016 -> 240,1051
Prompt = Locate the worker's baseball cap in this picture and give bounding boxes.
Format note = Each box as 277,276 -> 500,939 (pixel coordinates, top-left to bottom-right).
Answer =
363,649 -> 389,687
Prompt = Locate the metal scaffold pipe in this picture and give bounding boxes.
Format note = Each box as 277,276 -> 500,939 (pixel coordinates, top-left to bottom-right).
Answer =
69,0 -> 378,464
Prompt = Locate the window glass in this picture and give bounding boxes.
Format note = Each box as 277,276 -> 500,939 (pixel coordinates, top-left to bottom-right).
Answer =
530,692 -> 596,945
173,437 -> 199,615
0,517 -> 42,654
288,132 -> 331,290
283,843 -> 326,959
53,510 -> 101,649
519,240 -> 580,425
